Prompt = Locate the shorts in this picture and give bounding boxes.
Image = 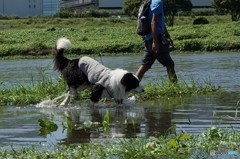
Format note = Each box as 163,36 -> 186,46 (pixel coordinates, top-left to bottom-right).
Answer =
141,36 -> 175,68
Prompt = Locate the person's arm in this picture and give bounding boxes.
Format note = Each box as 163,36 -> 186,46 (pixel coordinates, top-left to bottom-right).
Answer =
164,25 -> 170,38
151,13 -> 160,53
164,25 -> 174,49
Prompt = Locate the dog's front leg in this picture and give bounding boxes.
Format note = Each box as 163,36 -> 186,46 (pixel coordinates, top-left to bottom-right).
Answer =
59,90 -> 71,107
115,99 -> 123,104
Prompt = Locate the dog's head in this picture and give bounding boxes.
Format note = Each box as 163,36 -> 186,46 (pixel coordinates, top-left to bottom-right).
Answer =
120,73 -> 144,93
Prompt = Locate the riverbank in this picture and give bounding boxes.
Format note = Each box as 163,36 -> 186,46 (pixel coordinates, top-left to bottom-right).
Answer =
0,16 -> 239,58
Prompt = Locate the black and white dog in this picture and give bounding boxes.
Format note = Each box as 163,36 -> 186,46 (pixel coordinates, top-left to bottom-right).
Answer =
54,38 -> 143,107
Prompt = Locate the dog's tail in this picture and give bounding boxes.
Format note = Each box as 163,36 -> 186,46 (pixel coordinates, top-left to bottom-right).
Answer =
54,38 -> 72,71
56,38 -> 71,50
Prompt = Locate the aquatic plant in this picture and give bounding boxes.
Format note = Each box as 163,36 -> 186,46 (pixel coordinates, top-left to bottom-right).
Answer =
138,79 -> 221,101
0,127 -> 239,159
60,112 -> 111,136
0,76 -> 221,106
0,78 -> 67,106
102,112 -> 110,135
38,119 -> 58,136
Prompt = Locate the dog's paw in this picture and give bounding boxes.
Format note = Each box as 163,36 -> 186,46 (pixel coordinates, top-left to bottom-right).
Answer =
123,96 -> 136,105
59,96 -> 71,107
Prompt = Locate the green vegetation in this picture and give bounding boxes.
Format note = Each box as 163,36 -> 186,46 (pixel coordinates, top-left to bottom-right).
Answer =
0,74 -> 221,106
193,17 -> 209,25
139,79 -> 221,101
0,15 -> 238,159
213,0 -> 240,21
38,119 -> 58,136
0,77 -> 66,106
0,16 -> 239,58
0,127 -> 239,158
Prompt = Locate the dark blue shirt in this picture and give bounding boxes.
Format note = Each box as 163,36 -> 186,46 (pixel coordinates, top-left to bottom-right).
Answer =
145,0 -> 165,40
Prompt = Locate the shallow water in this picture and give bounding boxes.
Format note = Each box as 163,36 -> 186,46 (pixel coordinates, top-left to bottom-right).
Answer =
0,92 -> 239,150
0,52 -> 239,90
0,52 -> 240,149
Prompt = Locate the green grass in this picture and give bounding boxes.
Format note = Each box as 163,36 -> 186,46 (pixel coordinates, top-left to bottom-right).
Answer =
0,75 -> 221,106
0,127 -> 239,159
0,80 -> 64,106
138,79 -> 221,101
0,16 -> 239,58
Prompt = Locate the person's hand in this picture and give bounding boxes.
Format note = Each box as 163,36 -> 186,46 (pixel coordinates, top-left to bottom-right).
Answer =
152,41 -> 159,53
167,37 -> 174,51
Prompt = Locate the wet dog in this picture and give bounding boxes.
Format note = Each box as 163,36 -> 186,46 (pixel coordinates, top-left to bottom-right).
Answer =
54,38 -> 143,107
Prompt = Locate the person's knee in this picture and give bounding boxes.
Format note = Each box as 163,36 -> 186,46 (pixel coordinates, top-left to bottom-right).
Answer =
166,61 -> 175,69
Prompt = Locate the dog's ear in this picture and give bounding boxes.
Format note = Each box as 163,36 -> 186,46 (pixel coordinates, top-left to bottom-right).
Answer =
120,73 -> 131,85
121,73 -> 139,91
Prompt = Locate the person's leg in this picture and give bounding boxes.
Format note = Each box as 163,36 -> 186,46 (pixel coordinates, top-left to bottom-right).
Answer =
166,64 -> 177,83
136,40 -> 155,81
156,41 -> 177,83
136,64 -> 150,80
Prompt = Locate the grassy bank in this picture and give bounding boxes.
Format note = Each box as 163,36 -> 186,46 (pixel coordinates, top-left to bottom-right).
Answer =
0,16 -> 239,58
0,76 -> 221,106
0,127 -> 239,158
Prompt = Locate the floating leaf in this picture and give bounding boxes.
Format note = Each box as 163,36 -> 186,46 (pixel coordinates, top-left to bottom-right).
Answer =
38,119 -> 58,136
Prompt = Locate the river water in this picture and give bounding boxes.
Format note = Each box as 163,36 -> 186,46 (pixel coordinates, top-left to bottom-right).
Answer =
0,52 -> 239,150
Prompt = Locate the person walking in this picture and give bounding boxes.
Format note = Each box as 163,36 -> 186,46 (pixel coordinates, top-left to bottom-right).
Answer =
136,0 -> 177,83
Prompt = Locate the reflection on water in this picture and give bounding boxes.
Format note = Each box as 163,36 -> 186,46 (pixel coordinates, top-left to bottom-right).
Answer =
0,52 -> 240,149
0,92 -> 239,150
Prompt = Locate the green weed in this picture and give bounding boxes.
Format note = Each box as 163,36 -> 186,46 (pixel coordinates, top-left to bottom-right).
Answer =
0,17 -> 239,58
139,79 -> 221,101
0,76 -> 221,106
38,119 -> 58,136
0,127 -> 239,159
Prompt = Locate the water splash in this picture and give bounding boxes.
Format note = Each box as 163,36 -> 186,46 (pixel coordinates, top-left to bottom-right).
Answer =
36,94 -> 67,108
